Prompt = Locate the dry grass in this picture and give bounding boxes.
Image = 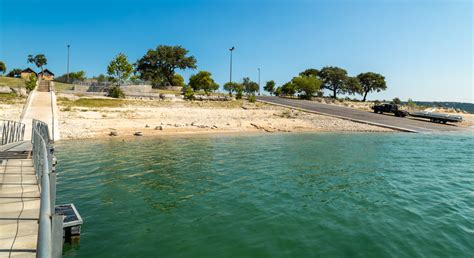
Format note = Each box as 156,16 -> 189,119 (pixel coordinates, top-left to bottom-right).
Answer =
0,77 -> 25,88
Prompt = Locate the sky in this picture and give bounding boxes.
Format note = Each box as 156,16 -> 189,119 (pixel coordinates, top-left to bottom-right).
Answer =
0,0 -> 472,102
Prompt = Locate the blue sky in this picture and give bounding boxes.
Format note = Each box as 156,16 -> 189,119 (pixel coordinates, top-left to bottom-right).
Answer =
0,0 -> 472,102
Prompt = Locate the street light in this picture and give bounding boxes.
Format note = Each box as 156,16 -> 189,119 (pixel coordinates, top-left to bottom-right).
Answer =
66,44 -> 70,83
229,47 -> 235,83
258,68 -> 261,96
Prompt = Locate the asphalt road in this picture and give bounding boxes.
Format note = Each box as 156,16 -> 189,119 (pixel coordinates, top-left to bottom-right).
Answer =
257,96 -> 465,133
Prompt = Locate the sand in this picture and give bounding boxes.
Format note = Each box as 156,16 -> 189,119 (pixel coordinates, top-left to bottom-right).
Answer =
56,98 -> 393,139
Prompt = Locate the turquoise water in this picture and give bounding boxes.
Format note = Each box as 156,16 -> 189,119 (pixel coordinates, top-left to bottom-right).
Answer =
55,132 -> 474,257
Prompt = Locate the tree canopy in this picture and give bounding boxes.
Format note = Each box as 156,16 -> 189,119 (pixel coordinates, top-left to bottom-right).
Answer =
223,82 -> 242,96
171,74 -> 185,86
188,71 -> 219,94
55,71 -> 87,83
346,76 -> 362,96
280,82 -> 296,96
242,77 -> 259,94
0,61 -> 6,74
299,68 -> 319,77
264,80 -> 276,95
27,54 -> 47,73
357,72 -> 387,101
107,53 -> 134,86
318,66 -> 349,99
6,68 -> 22,78
135,45 -> 197,87
292,76 -> 321,99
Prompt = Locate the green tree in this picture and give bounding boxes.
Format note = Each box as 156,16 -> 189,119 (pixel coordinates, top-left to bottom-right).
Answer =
318,66 -> 349,99
346,77 -> 362,96
107,53 -> 134,86
274,87 -> 282,96
0,61 -> 6,75
356,72 -> 387,102
407,98 -> 417,109
292,76 -> 321,100
242,77 -> 259,94
172,74 -> 185,86
264,80 -> 276,95
299,68 -> 319,77
55,71 -> 87,83
93,74 -> 108,83
280,82 -> 296,96
392,97 -> 401,105
27,54 -> 47,74
223,82 -> 241,96
188,71 -> 219,94
6,69 -> 22,78
135,45 -> 197,87
25,73 -> 37,93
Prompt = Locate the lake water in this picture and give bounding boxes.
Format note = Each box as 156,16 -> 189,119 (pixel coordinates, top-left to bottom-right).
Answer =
55,132 -> 474,257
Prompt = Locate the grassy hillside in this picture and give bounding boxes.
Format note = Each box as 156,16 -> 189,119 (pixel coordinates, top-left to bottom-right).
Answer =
0,77 -> 25,88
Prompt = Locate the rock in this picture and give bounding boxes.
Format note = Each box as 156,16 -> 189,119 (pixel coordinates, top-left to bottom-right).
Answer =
134,132 -> 143,136
109,131 -> 118,136
155,126 -> 163,130
211,125 -> 218,129
145,124 -> 150,128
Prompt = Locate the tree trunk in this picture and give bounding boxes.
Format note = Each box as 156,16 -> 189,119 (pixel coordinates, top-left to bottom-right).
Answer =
333,88 -> 337,99
362,91 -> 368,102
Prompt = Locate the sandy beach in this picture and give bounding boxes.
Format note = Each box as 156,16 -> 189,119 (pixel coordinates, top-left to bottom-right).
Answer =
55,95 -> 394,139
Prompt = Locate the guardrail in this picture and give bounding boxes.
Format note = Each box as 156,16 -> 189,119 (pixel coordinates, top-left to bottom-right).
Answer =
0,120 -> 26,145
32,119 -> 63,258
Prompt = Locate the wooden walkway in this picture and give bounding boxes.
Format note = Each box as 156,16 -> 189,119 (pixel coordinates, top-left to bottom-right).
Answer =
0,143 -> 38,258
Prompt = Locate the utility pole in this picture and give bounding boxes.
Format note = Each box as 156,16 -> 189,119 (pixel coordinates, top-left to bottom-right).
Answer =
258,68 -> 261,96
229,47 -> 235,83
66,44 -> 70,83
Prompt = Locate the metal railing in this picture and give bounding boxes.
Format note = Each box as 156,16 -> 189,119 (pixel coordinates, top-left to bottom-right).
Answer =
32,119 -> 63,258
0,120 -> 26,145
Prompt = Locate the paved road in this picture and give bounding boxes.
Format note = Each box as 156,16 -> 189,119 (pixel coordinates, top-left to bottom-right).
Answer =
257,96 -> 465,133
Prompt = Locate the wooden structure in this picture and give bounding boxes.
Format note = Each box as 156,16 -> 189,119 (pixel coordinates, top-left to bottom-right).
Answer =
20,68 -> 37,80
38,69 -> 55,81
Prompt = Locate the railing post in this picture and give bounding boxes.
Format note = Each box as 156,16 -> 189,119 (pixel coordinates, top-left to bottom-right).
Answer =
51,214 -> 64,258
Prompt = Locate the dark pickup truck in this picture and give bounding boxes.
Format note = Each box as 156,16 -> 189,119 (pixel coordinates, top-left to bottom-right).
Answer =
372,104 -> 409,117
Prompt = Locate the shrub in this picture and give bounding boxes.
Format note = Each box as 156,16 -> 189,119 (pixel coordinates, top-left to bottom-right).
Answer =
108,86 -> 125,98
248,94 -> 256,103
183,86 -> 194,100
236,89 -> 243,99
25,73 -> 37,93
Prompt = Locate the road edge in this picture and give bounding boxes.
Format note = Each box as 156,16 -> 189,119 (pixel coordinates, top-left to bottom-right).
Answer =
257,98 -> 418,133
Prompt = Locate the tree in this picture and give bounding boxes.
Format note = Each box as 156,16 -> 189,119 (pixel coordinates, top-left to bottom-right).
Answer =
25,73 -> 37,93
172,74 -> 185,86
107,53 -> 134,86
55,71 -> 86,83
27,54 -> 47,74
93,74 -> 108,83
392,97 -> 401,105
299,68 -> 319,77
318,66 -> 349,99
280,82 -> 296,96
223,82 -> 241,96
356,72 -> 387,102
188,71 -> 219,94
6,68 -> 22,78
264,80 -> 276,95
0,61 -> 6,75
292,76 -> 321,99
135,45 -> 197,87
346,77 -> 362,96
274,87 -> 282,96
242,77 -> 259,94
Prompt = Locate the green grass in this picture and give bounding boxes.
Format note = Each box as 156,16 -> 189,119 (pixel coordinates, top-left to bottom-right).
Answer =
53,81 -> 74,92
58,98 -> 126,108
0,77 -> 25,88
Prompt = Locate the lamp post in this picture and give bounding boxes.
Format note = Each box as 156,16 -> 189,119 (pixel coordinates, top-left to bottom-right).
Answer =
66,44 -> 70,83
258,68 -> 261,96
229,47 -> 235,83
